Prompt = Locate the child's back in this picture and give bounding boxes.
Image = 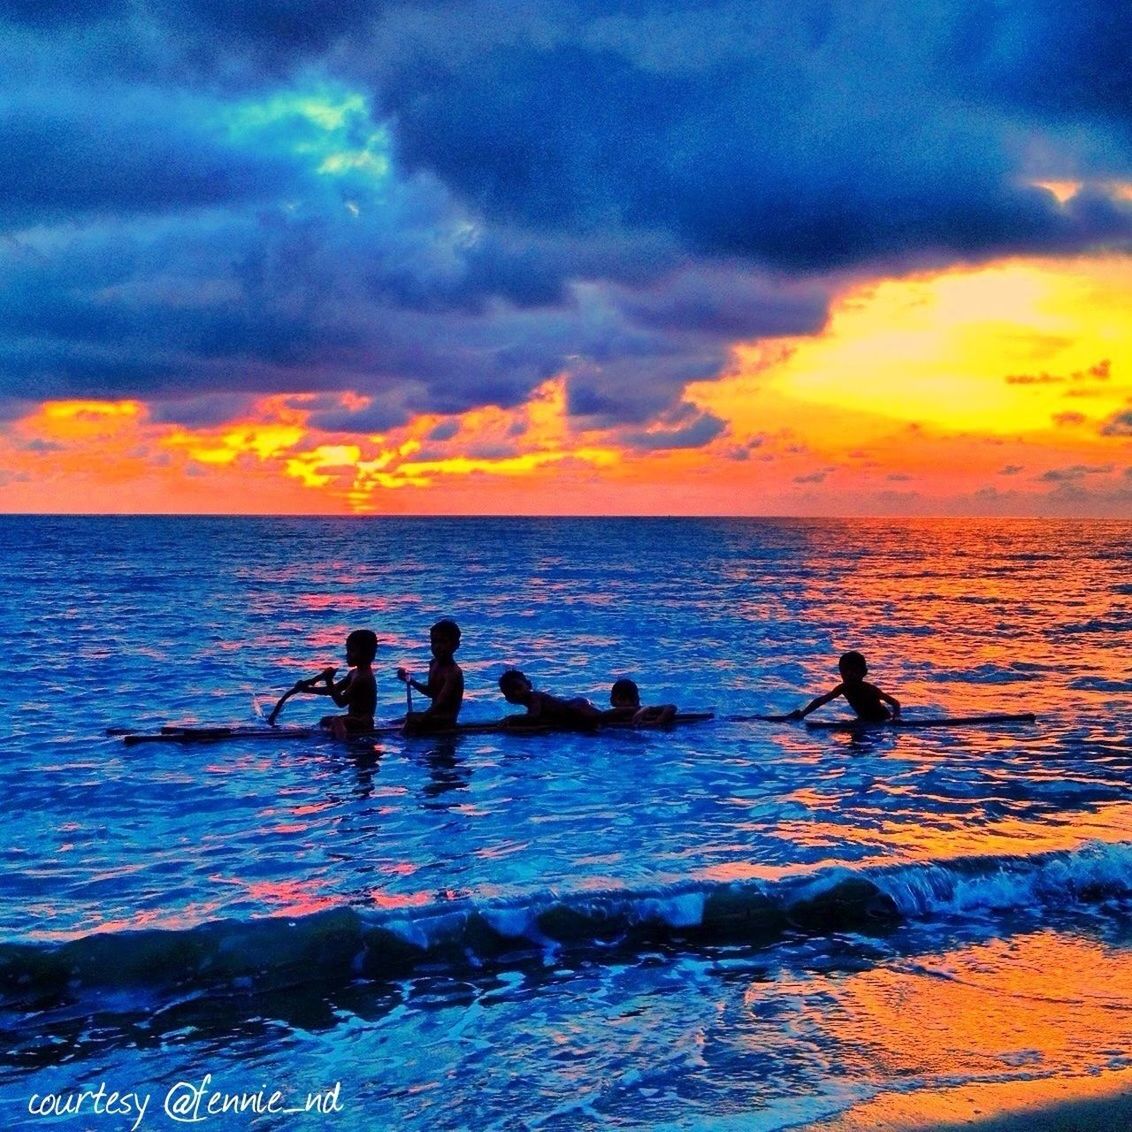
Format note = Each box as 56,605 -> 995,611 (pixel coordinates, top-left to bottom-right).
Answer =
499,669 -> 600,730
841,679 -> 891,722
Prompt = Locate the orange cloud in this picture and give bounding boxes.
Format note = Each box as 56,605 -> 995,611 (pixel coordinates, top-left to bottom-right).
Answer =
686,255 -> 1132,514
2,256 -> 1130,515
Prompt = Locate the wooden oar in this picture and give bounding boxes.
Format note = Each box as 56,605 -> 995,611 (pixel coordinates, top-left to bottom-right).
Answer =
267,667 -> 337,726
266,684 -> 302,726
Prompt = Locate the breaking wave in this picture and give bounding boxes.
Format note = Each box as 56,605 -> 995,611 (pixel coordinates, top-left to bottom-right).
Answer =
3,842 -> 1129,1010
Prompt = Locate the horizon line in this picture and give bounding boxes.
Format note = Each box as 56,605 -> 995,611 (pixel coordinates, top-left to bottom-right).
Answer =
2,511 -> 1129,522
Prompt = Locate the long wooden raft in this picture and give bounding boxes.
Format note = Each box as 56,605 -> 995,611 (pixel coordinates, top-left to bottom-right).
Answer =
804,712 -> 1037,732
115,711 -> 716,746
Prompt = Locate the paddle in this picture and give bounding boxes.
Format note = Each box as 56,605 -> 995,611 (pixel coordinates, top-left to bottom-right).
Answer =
267,667 -> 337,726
395,664 -> 415,724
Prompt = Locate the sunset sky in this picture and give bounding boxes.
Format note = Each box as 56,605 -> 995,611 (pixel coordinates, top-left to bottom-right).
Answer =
1,2 -> 1130,516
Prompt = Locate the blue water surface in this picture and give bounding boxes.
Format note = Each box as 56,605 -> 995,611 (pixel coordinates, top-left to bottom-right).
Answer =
1,516 -> 1130,1131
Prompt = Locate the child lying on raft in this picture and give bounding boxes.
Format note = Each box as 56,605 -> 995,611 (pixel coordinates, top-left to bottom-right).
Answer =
498,669 -> 602,730
602,678 -> 677,725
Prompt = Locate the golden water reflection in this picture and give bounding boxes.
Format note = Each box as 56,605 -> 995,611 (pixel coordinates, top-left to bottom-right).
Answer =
791,928 -> 1132,1128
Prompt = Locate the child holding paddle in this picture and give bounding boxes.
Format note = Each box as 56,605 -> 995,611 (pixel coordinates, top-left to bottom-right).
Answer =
788,650 -> 900,723
269,629 -> 378,739
397,618 -> 464,734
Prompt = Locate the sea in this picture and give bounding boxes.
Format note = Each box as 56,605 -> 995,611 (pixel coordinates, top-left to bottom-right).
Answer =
1,515 -> 1130,1132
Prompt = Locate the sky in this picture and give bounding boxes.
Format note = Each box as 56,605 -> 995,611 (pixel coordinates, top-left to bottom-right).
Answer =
1,1 -> 1130,516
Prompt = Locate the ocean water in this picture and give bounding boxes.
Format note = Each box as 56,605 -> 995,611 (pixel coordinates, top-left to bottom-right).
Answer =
1,515 -> 1130,1131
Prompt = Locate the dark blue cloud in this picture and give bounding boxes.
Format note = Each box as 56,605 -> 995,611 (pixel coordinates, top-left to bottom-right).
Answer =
943,1 -> 1132,125
427,420 -> 460,442
0,173 -> 822,430
147,394 -> 258,428
610,270 -> 828,339
0,110 -> 294,226
302,401 -> 421,435
620,404 -> 726,450
151,0 -> 376,57
140,0 -> 380,78
0,0 -> 126,28
374,2 -> 1132,270
0,0 -> 1130,448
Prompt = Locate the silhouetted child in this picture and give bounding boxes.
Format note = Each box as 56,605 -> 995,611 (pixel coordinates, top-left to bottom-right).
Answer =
602,678 -> 678,725
498,669 -> 601,730
397,618 -> 464,733
291,629 -> 378,739
788,650 -> 900,723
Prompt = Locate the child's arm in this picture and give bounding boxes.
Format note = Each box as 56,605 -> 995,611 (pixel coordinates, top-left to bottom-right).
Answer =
878,687 -> 901,717
327,670 -> 358,709
267,667 -> 336,725
500,693 -> 543,728
396,667 -> 431,697
293,667 -> 338,694
300,668 -> 353,704
601,705 -> 638,722
787,683 -> 844,721
633,704 -> 677,725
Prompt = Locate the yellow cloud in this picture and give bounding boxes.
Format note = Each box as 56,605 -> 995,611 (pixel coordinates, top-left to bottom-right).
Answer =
41,400 -> 143,420
702,256 -> 1132,444
166,423 -> 306,465
5,257 -> 1130,517
32,400 -> 146,442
